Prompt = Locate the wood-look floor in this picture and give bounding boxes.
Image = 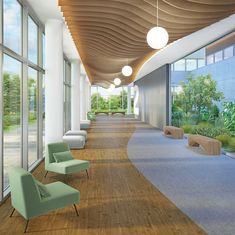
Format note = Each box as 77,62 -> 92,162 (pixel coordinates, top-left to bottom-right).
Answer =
0,116 -> 206,235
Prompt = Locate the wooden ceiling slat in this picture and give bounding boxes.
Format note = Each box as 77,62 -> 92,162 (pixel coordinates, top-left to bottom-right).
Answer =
58,0 -> 235,87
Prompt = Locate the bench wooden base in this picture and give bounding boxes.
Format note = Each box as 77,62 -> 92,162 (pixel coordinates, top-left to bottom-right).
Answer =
95,111 -> 126,116
164,126 -> 184,139
188,134 -> 221,155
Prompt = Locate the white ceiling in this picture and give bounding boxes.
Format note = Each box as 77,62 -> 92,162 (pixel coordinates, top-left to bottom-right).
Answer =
135,13 -> 235,81
26,0 -> 80,61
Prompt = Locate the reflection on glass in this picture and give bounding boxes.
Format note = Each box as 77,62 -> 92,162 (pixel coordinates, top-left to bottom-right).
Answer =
28,67 -> 38,167
3,54 -> 21,190
43,34 -> 45,68
186,59 -> 197,71
42,75 -> 45,154
198,59 -> 205,68
28,16 -> 38,64
214,50 -> 223,63
206,54 -> 214,65
174,59 -> 185,71
3,0 -> 22,54
224,46 -> 233,60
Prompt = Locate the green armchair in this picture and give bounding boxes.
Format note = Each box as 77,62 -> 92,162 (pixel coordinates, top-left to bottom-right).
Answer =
45,142 -> 90,178
9,167 -> 80,233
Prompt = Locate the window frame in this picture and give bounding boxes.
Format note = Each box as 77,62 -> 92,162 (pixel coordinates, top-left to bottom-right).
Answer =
0,0 -> 45,201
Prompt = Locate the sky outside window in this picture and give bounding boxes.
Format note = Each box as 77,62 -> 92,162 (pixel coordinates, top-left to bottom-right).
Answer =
28,16 -> 38,64
3,0 -> 22,54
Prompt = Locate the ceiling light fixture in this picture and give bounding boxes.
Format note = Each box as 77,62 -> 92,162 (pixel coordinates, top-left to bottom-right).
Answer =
114,77 -> 121,86
107,83 -> 115,92
122,65 -> 133,77
146,0 -> 169,49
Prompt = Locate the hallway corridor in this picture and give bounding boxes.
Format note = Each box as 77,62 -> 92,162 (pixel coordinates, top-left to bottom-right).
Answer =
0,116 -> 205,235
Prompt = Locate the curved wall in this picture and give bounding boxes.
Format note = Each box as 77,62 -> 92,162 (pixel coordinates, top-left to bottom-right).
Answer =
134,65 -> 170,129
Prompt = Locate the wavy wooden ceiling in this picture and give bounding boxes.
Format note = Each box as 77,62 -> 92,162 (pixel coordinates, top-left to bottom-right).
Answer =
58,0 -> 235,88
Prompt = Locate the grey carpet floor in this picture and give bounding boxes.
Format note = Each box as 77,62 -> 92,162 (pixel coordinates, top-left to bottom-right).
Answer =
127,125 -> 235,235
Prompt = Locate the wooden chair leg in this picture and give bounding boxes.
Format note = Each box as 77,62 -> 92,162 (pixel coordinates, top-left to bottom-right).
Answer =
9,208 -> 15,217
86,169 -> 89,179
44,171 -> 48,178
24,220 -> 29,233
73,204 -> 79,217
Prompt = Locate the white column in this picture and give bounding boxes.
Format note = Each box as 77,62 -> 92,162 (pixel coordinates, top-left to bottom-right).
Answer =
127,86 -> 131,114
80,75 -> 85,120
85,77 -> 91,113
87,83 -> 91,112
71,59 -> 81,130
45,20 -> 64,144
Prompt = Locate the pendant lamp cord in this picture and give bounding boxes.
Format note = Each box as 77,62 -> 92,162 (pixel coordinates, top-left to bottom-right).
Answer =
157,0 -> 159,26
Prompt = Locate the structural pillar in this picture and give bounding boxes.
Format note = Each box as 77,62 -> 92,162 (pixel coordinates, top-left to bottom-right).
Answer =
71,59 -> 81,130
86,77 -> 91,112
127,86 -> 131,114
45,19 -> 64,144
80,74 -> 85,120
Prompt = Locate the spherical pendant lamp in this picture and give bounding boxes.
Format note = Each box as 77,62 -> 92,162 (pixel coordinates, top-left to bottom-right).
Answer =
110,84 -> 115,89
146,26 -> 169,49
114,77 -> 121,86
122,65 -> 133,77
146,0 -> 169,49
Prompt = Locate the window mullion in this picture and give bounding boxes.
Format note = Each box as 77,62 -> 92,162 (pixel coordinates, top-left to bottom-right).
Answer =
0,0 -> 3,202
22,4 -> 28,170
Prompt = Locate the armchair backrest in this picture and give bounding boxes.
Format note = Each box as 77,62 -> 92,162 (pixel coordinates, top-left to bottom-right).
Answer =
46,142 -> 70,165
9,167 -> 41,220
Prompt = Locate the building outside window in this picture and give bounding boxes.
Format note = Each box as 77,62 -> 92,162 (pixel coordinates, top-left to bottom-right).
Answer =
214,50 -> 223,63
224,46 -> 233,60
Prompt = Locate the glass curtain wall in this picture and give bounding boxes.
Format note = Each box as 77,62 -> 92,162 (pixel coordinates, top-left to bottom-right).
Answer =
0,0 -> 45,200
91,85 -> 134,112
170,31 -> 235,152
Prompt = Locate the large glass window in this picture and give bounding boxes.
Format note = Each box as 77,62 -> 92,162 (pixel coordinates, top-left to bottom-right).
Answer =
42,34 -> 45,68
170,31 -> 235,154
3,54 -> 22,190
186,59 -> 197,71
91,85 -> 134,113
28,68 -> 38,167
0,0 -> 45,201
198,59 -> 205,68
42,75 -> 45,153
224,46 -> 233,60
174,59 -> 185,71
28,16 -> 38,64
3,0 -> 22,54
214,50 -> 223,63
206,54 -> 214,65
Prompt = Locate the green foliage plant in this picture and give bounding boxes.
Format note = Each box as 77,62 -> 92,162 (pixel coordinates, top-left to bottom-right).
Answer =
225,138 -> 235,153
173,74 -> 224,124
222,101 -> 235,131
215,134 -> 231,147
181,124 -> 193,134
192,125 -> 229,138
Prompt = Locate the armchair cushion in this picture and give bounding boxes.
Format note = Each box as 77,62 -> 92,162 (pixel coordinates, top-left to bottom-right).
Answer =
53,151 -> 74,163
48,159 -> 90,174
35,180 -> 51,199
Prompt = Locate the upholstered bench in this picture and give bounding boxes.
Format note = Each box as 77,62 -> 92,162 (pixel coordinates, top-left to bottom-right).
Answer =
188,134 -> 221,155
80,120 -> 91,129
163,126 -> 184,139
65,130 -> 87,140
62,135 -> 85,149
